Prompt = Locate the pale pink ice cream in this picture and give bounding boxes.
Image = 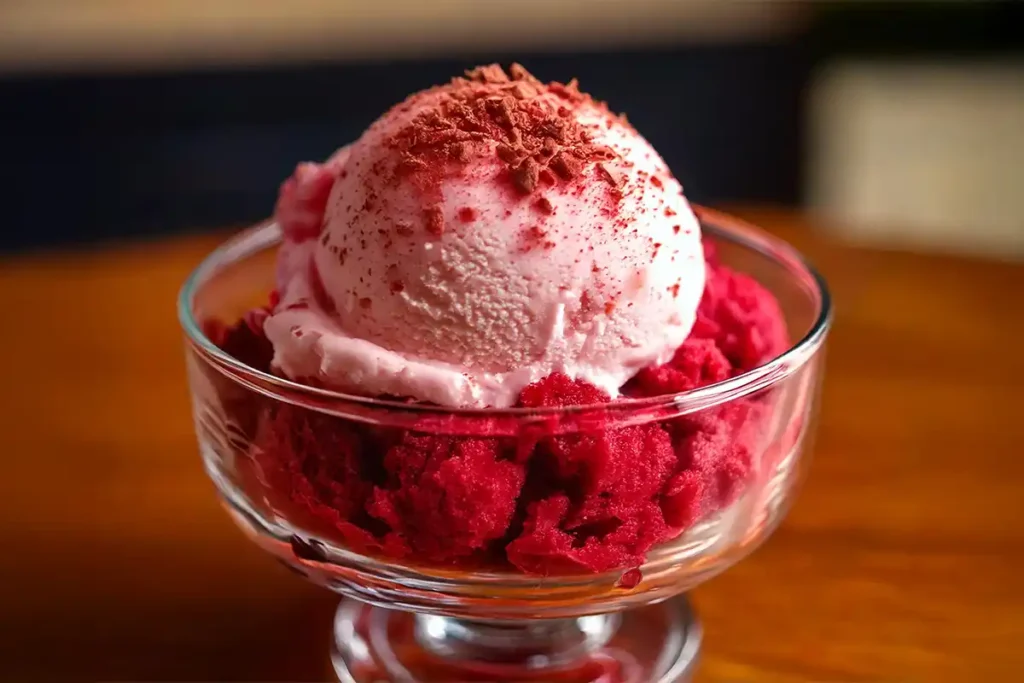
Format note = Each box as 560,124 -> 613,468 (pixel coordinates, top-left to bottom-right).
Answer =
264,64 -> 705,407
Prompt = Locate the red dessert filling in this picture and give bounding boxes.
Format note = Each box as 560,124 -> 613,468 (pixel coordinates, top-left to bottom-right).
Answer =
207,245 -> 788,574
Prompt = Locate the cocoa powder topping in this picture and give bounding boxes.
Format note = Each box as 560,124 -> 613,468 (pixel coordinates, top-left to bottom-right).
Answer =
512,158 -> 540,193
384,64 -> 623,200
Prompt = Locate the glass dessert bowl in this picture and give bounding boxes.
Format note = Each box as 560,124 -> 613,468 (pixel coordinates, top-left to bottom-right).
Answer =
180,207 -> 830,682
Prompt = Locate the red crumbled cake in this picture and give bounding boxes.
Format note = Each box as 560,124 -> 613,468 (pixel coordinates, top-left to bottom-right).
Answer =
207,240 -> 789,574
367,433 -> 526,563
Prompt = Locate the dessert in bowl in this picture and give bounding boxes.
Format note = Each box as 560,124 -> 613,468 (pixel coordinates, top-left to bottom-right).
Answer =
180,64 -> 830,682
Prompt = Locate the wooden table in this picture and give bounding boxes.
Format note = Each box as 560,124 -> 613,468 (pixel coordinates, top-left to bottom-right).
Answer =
2,209 -> 1022,681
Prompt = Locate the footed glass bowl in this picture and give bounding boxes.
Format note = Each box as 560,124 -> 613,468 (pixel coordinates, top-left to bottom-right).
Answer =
179,208 -> 830,682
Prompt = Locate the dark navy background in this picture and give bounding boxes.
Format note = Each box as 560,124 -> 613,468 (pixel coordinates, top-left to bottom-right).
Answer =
0,2 -> 1019,253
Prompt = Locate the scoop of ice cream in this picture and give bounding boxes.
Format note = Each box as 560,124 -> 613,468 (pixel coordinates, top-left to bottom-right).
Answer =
265,64 -> 705,407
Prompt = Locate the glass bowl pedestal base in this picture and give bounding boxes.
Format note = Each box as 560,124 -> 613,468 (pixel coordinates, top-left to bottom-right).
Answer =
332,596 -> 701,683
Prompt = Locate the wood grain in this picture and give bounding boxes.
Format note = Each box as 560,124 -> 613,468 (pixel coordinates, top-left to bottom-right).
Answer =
1,209 -> 1022,681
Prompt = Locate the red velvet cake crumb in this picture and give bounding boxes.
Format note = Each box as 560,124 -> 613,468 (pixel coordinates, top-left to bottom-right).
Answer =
660,470 -> 704,528
367,433 -> 526,563
626,337 -> 731,396
205,316 -> 274,373
251,404 -> 394,556
494,371 -> 681,572
559,422 -> 675,504
218,238 -> 791,574
517,372 -> 610,408
692,264 -> 788,372
201,316 -> 275,441
254,407 -> 372,518
671,425 -> 754,511
507,495 -> 671,573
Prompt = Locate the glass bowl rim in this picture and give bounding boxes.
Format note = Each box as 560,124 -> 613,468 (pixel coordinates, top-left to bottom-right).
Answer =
178,206 -> 832,417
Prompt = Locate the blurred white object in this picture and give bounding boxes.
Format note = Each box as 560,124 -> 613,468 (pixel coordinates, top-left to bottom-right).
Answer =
808,61 -> 1024,260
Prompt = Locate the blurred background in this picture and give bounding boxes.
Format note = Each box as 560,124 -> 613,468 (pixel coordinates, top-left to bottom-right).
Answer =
0,0 -> 1021,257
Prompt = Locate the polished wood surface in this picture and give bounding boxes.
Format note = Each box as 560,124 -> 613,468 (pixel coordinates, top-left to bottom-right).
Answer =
1,209 -> 1022,681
